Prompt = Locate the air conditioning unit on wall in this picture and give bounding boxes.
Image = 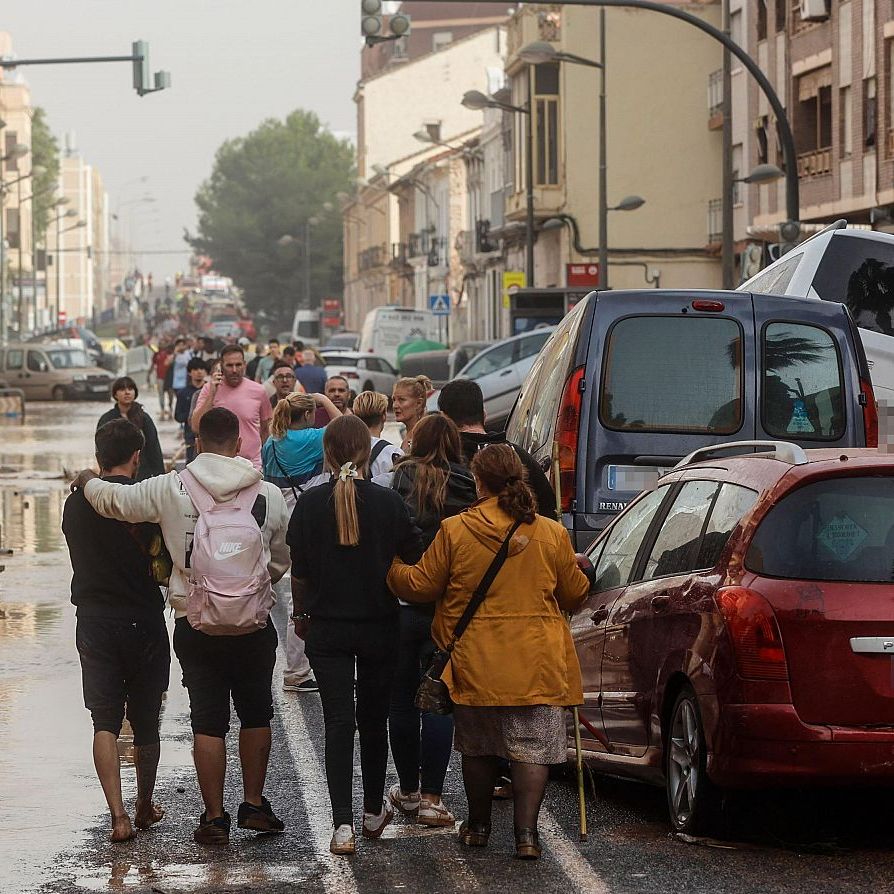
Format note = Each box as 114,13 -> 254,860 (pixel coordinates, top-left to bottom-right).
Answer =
800,0 -> 829,22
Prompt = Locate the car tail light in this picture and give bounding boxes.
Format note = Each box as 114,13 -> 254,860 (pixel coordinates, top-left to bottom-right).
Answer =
860,378 -> 878,447
691,299 -> 725,312
715,587 -> 789,681
556,366 -> 585,513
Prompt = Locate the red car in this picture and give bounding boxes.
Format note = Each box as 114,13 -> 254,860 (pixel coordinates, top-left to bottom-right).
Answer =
571,441 -> 894,834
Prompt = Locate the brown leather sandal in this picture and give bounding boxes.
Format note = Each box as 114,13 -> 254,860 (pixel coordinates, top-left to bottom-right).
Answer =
458,820 -> 491,847
514,828 -> 541,860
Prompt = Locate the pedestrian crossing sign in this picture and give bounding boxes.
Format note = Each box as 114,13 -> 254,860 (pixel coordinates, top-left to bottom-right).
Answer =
429,294 -> 451,316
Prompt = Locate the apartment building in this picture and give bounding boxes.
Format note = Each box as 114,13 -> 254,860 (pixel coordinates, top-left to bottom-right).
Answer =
56,149 -> 110,327
344,15 -> 508,331
741,0 -> 894,254
0,31 -> 35,338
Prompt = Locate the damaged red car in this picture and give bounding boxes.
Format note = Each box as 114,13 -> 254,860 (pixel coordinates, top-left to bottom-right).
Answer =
571,441 -> 894,834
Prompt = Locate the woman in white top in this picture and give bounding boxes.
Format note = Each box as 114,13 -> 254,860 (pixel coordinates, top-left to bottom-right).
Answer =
352,391 -> 403,479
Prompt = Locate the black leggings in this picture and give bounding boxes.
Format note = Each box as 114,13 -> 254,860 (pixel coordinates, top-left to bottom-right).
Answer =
305,617 -> 399,827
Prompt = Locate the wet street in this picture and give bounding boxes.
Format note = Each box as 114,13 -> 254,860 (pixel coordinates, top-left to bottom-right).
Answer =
2,401 -> 894,894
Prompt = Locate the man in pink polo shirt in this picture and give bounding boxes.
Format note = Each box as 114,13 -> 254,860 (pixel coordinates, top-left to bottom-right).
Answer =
190,345 -> 272,469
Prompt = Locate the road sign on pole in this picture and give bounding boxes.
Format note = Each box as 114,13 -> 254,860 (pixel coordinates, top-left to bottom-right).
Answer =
429,294 -> 450,316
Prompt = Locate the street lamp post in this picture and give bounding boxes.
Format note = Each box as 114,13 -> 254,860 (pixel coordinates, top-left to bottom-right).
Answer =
462,87 -> 535,286
519,33 -> 646,288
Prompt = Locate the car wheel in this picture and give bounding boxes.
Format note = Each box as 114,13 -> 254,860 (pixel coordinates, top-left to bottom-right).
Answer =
665,686 -> 724,836
363,380 -> 374,393
51,385 -> 67,401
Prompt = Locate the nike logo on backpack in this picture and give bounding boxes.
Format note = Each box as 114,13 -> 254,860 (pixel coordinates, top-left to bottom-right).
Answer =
213,542 -> 249,560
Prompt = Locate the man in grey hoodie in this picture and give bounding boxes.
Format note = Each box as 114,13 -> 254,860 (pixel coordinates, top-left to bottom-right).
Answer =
73,408 -> 290,846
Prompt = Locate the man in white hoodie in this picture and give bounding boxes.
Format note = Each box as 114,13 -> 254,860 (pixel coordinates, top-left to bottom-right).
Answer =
73,408 -> 290,846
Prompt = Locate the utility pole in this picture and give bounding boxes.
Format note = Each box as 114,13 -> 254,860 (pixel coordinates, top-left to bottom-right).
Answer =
720,0 -> 734,288
598,9 -> 609,289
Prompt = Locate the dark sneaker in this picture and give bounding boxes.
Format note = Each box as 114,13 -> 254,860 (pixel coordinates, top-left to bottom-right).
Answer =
193,811 -> 231,845
237,796 -> 285,833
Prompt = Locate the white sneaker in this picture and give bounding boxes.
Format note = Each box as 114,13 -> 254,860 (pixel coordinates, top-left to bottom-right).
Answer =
361,798 -> 394,839
417,798 -> 455,827
330,823 -> 355,855
388,782 -> 421,815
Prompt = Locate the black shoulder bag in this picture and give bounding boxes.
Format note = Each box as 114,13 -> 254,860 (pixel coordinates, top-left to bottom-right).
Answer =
271,442 -> 305,505
415,519 -> 523,715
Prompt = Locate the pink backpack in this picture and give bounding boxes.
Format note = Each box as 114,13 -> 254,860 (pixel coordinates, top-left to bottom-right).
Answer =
179,469 -> 275,636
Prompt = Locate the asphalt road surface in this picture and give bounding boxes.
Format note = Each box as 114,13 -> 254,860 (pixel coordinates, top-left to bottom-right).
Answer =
1,401 -> 893,894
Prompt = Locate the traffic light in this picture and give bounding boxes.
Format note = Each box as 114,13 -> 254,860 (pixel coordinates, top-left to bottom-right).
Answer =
361,0 -> 383,38
361,1 -> 411,45
132,40 -> 171,97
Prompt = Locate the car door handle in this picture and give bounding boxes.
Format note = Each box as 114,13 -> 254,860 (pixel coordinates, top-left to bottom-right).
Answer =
651,594 -> 671,612
590,606 -> 609,624
499,368 -> 513,376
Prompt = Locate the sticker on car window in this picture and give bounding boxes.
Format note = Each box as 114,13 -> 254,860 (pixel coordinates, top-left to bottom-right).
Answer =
817,514 -> 869,561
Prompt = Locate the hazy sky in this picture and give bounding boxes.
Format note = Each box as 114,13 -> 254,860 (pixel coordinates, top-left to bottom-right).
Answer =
3,0 -> 361,278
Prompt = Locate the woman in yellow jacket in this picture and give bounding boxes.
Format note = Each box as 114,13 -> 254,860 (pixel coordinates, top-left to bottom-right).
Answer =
388,443 -> 591,859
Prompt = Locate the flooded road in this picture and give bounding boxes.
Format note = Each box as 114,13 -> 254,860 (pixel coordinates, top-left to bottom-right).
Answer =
3,401 -> 894,894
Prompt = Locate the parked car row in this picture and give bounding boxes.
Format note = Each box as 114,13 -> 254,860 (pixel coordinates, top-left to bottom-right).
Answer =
0,343 -> 113,401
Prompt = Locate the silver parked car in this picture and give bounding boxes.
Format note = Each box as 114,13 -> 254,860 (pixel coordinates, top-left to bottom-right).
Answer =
322,351 -> 399,396
428,327 -> 555,430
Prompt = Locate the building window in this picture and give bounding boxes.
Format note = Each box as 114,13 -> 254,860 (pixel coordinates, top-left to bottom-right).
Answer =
756,115 -> 769,164
865,77 -> 877,148
534,62 -> 560,187
757,0 -> 768,40
3,131 -> 18,172
888,41 -> 894,155
432,31 -> 453,52
795,70 -> 833,176
775,0 -> 786,31
840,85 -> 853,157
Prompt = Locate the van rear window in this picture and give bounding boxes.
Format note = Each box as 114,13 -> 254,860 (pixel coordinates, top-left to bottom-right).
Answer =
600,316 -> 743,434
762,323 -> 844,440
746,477 -> 894,582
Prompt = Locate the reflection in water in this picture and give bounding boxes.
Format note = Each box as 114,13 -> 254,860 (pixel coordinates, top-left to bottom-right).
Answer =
0,602 -> 63,640
0,486 -> 68,554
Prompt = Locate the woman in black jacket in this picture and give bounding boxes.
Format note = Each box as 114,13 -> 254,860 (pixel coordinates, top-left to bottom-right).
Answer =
387,413 -> 477,828
97,377 -> 165,480
288,415 -> 423,856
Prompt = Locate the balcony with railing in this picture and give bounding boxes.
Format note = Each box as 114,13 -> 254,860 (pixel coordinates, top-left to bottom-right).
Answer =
797,147 -> 832,178
357,244 -> 388,273
707,69 -> 723,130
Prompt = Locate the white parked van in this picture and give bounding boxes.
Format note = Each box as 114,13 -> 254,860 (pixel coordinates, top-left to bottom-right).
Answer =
291,309 -> 321,346
359,307 -> 440,369
739,221 -> 894,400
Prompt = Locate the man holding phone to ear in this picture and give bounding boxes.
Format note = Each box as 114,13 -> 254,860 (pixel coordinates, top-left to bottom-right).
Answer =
190,345 -> 272,470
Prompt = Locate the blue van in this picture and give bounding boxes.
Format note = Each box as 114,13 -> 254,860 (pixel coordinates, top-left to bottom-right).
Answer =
506,289 -> 877,550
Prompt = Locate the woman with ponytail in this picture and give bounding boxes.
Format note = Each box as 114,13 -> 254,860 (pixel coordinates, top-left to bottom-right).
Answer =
287,415 -> 423,856
388,443 -> 592,861
261,391 -> 340,509
391,375 -> 432,451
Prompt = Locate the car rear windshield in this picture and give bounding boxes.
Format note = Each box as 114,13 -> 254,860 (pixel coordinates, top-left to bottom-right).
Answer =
746,476 -> 894,582
811,234 -> 894,336
600,316 -> 743,434
762,322 -> 844,440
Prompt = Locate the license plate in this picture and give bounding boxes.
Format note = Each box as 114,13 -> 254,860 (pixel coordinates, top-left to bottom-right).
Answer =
606,465 -> 663,492
91,384 -> 108,392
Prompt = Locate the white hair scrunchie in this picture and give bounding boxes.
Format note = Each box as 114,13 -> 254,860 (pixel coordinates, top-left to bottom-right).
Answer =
337,461 -> 359,483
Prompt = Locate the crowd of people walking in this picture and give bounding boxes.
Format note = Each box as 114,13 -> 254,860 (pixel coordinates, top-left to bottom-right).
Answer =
67,336 -> 595,860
